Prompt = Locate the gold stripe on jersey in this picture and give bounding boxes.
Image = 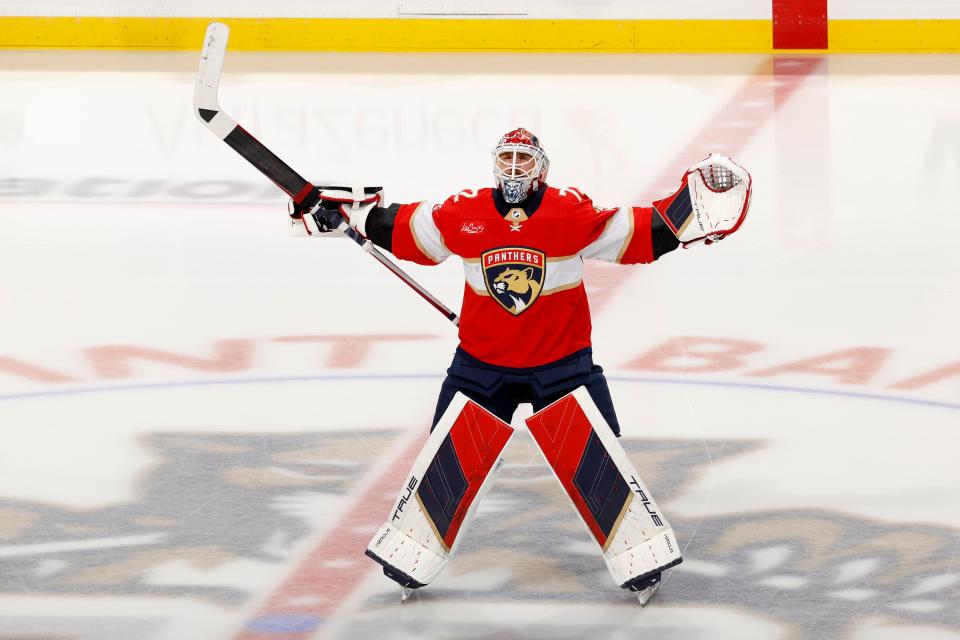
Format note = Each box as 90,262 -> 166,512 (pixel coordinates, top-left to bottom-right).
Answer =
581,206 -> 634,264
464,262 -> 486,293
409,202 -> 450,264
542,281 -> 583,296
542,255 -> 583,292
616,207 -> 636,264
467,281 -> 582,297
465,255 -> 583,297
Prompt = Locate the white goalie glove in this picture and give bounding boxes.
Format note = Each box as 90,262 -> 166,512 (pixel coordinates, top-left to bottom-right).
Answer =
289,185 -> 383,237
652,154 -> 752,246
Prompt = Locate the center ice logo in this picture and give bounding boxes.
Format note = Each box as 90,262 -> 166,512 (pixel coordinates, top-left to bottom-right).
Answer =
481,247 -> 546,315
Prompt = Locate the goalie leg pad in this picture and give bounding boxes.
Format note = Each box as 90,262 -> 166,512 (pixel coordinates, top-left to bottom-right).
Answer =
525,387 -> 682,589
366,393 -> 513,588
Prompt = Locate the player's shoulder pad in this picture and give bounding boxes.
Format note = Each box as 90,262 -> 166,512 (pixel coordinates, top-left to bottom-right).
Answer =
555,186 -> 592,204
438,187 -> 493,212
554,186 -> 611,215
555,186 -> 600,210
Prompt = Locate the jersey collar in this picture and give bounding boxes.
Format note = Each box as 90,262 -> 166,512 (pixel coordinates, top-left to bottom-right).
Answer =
493,185 -> 546,218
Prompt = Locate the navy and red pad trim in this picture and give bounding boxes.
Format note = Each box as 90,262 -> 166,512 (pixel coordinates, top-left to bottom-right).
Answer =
574,432 -> 632,540
418,401 -> 513,550
417,435 -> 469,542
526,393 -> 630,548
651,177 -> 693,234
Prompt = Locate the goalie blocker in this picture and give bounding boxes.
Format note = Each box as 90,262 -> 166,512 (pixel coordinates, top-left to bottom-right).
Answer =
366,393 -> 513,589
526,387 -> 682,592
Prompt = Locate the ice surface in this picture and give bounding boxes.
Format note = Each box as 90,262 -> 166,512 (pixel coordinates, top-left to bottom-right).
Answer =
0,51 -> 958,639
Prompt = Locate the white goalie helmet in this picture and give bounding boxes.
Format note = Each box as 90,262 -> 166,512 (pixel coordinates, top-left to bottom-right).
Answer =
493,127 -> 550,204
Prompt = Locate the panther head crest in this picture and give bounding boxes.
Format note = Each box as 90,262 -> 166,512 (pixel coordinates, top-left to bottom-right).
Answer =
493,267 -> 542,313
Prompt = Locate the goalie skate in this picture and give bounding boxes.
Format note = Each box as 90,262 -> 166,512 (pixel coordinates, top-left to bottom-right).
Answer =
636,580 -> 661,607
525,387 -> 682,594
366,393 -> 513,590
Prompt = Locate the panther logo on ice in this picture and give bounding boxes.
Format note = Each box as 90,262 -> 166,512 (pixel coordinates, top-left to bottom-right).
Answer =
481,247 -> 546,316
1,432 -> 958,638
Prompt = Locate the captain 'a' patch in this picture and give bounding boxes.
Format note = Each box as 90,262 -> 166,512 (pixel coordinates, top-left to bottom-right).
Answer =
481,247 -> 546,315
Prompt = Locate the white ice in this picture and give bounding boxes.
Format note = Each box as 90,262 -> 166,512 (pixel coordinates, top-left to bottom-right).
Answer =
0,51 -> 958,639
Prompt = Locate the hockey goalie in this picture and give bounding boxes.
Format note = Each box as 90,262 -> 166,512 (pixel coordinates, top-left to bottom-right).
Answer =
194,26 -> 750,605
297,128 -> 751,605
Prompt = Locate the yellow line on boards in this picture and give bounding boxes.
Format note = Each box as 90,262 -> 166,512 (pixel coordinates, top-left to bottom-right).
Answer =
0,17 -> 770,52
829,20 -> 960,52
4,17 -> 960,52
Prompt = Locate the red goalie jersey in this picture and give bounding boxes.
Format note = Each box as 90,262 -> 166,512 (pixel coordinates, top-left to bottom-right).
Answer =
389,186 -> 658,368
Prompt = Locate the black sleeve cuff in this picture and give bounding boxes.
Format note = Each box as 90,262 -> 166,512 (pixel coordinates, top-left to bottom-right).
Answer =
365,203 -> 401,251
651,208 -> 680,259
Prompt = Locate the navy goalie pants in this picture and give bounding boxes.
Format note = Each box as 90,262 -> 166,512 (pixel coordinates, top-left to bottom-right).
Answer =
430,346 -> 622,436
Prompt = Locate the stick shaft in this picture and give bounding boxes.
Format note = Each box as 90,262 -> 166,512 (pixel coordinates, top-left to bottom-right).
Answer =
195,22 -> 459,326
340,222 -> 460,325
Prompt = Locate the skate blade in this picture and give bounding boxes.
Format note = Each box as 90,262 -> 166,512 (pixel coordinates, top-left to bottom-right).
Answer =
637,583 -> 661,607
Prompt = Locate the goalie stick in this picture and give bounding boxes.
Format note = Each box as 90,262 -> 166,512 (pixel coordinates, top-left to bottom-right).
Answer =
194,22 -> 459,326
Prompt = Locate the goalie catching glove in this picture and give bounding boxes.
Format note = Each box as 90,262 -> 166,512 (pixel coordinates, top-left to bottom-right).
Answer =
288,185 -> 383,237
653,154 -> 752,246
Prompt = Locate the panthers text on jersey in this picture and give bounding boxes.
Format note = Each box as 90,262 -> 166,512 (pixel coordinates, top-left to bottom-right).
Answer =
390,186 -> 656,368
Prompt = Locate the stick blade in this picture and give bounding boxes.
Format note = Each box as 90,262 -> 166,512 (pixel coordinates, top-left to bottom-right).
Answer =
194,22 -> 229,121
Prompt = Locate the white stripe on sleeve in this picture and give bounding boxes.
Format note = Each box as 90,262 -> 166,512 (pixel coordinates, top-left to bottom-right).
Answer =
409,202 -> 452,263
580,206 -> 633,263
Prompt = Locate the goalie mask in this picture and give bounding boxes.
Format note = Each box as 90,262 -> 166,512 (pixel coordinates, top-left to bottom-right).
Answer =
493,128 -> 549,204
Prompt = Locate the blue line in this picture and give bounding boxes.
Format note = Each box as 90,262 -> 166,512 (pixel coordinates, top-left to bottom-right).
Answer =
0,373 -> 441,401
0,372 -> 957,412
607,376 -> 960,412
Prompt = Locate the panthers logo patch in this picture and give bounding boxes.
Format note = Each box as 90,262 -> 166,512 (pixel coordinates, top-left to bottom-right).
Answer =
482,247 -> 546,316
